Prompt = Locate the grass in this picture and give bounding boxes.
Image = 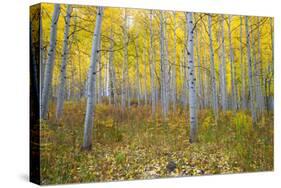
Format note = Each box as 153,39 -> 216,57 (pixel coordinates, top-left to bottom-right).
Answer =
40,102 -> 273,184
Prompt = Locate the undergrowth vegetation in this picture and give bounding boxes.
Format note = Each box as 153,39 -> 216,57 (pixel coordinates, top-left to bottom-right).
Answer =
40,102 -> 273,184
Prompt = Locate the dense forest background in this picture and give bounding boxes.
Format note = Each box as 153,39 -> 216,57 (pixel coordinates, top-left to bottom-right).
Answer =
30,3 -> 273,184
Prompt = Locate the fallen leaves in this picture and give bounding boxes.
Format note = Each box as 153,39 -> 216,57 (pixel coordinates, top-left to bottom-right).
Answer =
39,104 -> 273,184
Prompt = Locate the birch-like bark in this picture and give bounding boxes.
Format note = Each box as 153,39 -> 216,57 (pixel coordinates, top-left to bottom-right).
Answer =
228,16 -> 237,111
186,12 -> 197,143
56,5 -> 72,119
160,11 -> 168,119
171,12 -> 177,111
220,15 -> 227,111
149,10 -> 156,115
82,7 -> 104,150
240,16 -> 247,110
40,4 -> 60,119
256,17 -> 264,113
96,39 -> 102,104
121,10 -> 128,109
245,16 -> 257,125
251,20 -> 259,116
108,23 -> 117,105
208,15 -> 219,120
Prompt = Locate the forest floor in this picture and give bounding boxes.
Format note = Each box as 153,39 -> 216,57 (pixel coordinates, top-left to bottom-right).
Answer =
40,102 -> 273,184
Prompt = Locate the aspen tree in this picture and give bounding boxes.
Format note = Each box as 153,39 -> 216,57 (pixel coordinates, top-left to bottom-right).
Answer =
186,12 -> 197,143
82,7 -> 104,150
245,16 -> 257,125
56,5 -> 72,119
40,4 -> 61,119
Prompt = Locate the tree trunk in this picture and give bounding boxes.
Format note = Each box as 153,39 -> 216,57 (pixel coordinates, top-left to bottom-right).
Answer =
143,48 -> 148,106
160,11 -> 169,119
220,15 -> 227,111
186,12 -> 197,143
208,15 -> 219,120
228,16 -> 237,111
40,4 -> 60,119
121,9 -> 128,109
108,22 -> 117,105
256,17 -> 265,113
82,7 -> 104,150
149,10 -> 156,116
171,12 -> 177,111
135,40 -> 141,106
240,16 -> 247,110
245,16 -> 257,125
56,5 -> 72,119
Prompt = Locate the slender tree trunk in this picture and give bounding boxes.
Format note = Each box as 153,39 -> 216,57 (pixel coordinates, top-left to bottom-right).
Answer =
182,22 -> 189,107
56,5 -> 72,119
135,40 -> 141,106
256,17 -> 264,113
121,9 -> 128,109
108,22 -> 117,105
186,12 -> 197,143
149,10 -> 156,116
240,16 -> 247,110
208,15 -> 219,120
220,15 -> 227,111
160,11 -> 168,119
202,42 -> 209,108
245,16 -> 257,125
106,56 -> 111,104
171,12 -> 177,111
228,16 -> 237,111
82,7 -> 104,150
143,48 -> 148,106
40,4 -> 60,119
97,39 -> 102,104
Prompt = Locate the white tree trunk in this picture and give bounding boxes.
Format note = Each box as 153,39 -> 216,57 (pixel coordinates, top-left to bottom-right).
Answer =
56,5 -> 72,119
149,10 -> 156,116
220,15 -> 227,111
82,7 -> 104,150
171,12 -> 177,111
160,11 -> 169,119
108,23 -> 117,105
245,16 -> 257,125
240,16 -> 247,110
228,16 -> 237,111
40,4 -> 60,119
186,12 -> 197,143
121,9 -> 128,109
256,17 -> 265,113
208,15 -> 219,120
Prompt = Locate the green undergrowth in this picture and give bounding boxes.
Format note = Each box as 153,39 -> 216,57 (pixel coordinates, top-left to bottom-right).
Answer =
40,103 -> 273,184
